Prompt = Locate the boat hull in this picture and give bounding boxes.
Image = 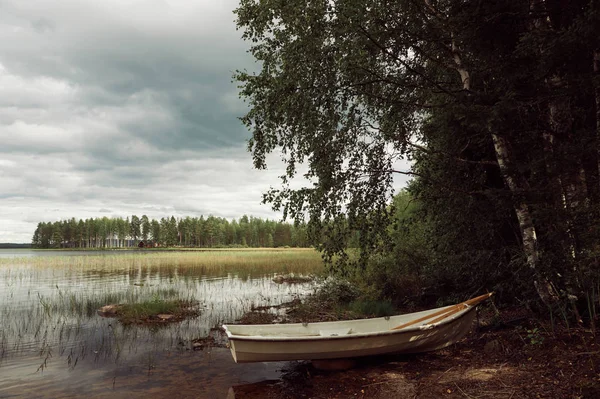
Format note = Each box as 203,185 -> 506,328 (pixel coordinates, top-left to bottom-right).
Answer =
225,307 -> 477,363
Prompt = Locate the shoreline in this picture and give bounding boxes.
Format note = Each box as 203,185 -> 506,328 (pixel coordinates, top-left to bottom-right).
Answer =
226,303 -> 600,398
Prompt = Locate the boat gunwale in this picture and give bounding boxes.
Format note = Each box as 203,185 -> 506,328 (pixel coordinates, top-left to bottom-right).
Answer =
223,305 -> 475,342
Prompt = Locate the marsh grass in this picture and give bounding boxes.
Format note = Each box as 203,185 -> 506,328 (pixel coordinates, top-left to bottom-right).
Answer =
0,248 -> 324,278
0,248 -> 321,371
47,284 -> 195,318
110,298 -> 200,325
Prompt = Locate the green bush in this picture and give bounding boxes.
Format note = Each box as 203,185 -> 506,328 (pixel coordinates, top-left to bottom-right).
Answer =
348,300 -> 395,317
356,254 -> 423,305
315,278 -> 360,304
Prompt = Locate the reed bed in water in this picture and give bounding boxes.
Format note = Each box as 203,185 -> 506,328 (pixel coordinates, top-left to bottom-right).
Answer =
0,249 -> 320,370
0,248 -> 324,277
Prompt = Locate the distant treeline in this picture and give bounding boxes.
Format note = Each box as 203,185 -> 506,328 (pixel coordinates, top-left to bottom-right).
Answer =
31,215 -> 311,249
0,243 -> 32,248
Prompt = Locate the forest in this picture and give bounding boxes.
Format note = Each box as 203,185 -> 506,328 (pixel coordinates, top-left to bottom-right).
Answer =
234,0 -> 600,316
31,215 -> 311,249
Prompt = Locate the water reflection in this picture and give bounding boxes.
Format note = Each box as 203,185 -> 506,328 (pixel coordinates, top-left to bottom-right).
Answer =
0,251 -> 318,398
0,249 -> 146,258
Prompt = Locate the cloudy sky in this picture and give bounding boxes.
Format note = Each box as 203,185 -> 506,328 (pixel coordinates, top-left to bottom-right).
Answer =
0,0 -> 410,243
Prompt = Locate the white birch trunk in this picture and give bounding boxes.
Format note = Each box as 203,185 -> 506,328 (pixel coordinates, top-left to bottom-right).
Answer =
423,0 -> 557,305
491,133 -> 558,305
450,21 -> 556,305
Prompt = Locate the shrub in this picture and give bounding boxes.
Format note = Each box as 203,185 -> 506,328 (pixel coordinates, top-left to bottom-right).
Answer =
348,300 -> 395,317
315,278 -> 361,304
356,254 -> 423,305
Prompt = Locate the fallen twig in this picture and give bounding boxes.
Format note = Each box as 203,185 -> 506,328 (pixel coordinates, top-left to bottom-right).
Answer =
436,367 -> 454,381
453,382 -> 475,399
361,380 -> 393,387
575,351 -> 600,356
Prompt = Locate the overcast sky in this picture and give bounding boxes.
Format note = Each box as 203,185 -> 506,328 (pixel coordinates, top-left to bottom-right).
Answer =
0,0 -> 410,243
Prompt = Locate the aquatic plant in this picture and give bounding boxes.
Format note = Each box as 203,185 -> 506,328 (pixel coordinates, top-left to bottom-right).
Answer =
0,248 -> 321,377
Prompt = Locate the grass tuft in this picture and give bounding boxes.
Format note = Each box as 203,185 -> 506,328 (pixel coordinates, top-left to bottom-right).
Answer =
103,298 -> 200,325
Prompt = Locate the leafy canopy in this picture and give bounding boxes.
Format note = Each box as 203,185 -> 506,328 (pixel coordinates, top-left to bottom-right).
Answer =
234,0 -> 447,269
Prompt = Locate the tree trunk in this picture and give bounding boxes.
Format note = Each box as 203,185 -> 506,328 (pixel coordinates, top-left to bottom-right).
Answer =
421,0 -> 560,305
447,22 -> 555,305
548,75 -> 589,218
525,0 -> 584,319
533,1 -> 588,259
595,49 -> 600,187
491,133 -> 557,305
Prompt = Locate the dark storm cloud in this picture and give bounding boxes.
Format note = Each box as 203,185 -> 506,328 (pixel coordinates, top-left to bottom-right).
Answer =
0,0 -> 252,156
0,0 -> 274,242
0,0 -> 411,243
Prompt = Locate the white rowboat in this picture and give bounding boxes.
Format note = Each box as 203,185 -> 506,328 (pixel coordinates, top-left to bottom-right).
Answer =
223,293 -> 493,363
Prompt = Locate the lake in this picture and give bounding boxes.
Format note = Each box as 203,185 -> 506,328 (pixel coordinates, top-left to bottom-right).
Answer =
0,249 -> 323,398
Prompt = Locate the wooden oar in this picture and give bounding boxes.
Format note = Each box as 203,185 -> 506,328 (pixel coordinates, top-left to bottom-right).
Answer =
427,305 -> 466,324
426,293 -> 495,325
390,304 -> 459,331
391,292 -> 493,331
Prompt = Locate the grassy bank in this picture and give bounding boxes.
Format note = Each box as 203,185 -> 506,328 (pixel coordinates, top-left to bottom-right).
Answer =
237,278 -> 398,324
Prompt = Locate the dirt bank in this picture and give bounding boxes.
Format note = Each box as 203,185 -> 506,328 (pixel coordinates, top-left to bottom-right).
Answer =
228,305 -> 600,398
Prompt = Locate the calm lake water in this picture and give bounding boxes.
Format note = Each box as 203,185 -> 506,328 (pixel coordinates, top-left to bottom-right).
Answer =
0,249 -> 320,398
0,249 -> 144,258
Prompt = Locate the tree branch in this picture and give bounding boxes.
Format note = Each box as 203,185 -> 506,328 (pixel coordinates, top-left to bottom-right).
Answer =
368,168 -> 485,196
353,23 -> 459,99
406,141 -> 498,166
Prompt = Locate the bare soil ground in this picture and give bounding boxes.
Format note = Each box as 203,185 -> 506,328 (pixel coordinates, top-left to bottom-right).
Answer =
228,306 -> 600,398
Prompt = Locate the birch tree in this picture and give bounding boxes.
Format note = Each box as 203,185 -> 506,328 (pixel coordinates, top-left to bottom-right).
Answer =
234,0 -> 600,307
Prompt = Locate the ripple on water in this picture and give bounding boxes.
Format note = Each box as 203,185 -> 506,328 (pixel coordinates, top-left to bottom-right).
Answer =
0,251 -> 318,398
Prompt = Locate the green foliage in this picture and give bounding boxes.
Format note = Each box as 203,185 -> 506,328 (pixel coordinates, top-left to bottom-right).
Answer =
315,278 -> 361,304
287,278 -> 397,321
342,192 -> 432,305
121,297 -> 179,317
235,0 -> 406,271
141,215 -> 150,241
526,328 -> 545,346
389,192 -> 431,276
31,215 -> 311,249
348,300 -> 395,318
234,0 -> 600,312
519,327 -> 545,346
356,254 -> 423,304
130,215 -> 141,242
114,298 -> 198,325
